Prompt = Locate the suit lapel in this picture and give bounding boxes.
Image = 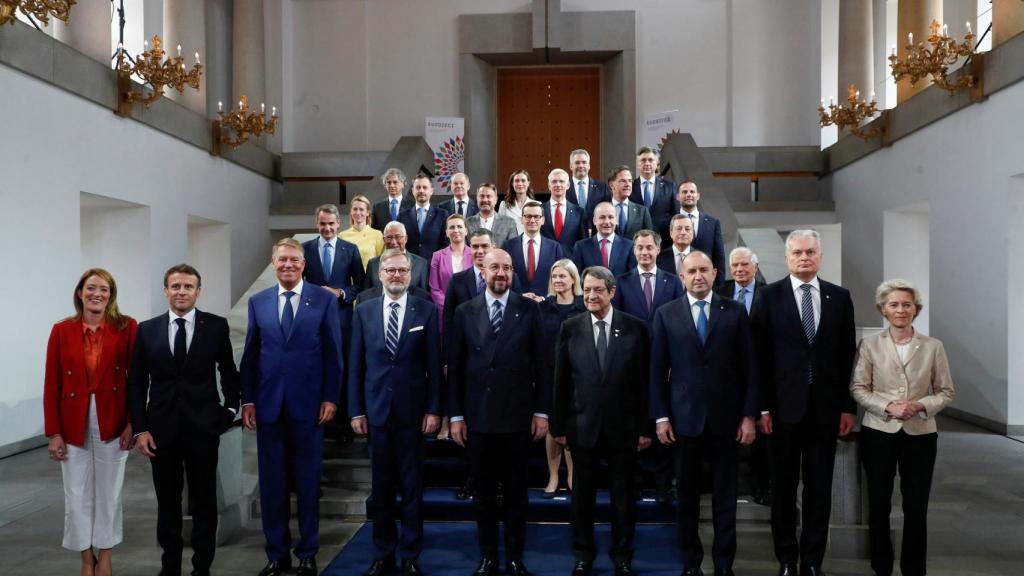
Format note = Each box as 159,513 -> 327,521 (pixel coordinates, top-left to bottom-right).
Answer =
155,313 -> 174,362
329,241 -> 347,284
395,299 -> 419,355
183,311 -> 206,368
703,295 -> 727,352
816,281 -> 834,342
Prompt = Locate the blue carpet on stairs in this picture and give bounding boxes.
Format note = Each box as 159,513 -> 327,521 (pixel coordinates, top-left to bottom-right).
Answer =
323,522 -> 685,576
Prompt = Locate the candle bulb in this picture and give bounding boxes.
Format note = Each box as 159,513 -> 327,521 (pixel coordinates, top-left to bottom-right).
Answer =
870,91 -> 876,101
891,45 -> 896,56
239,99 -> 244,110
261,102 -> 265,114
195,52 -> 200,64
942,23 -> 948,36
271,106 -> 276,116
144,40 -> 149,49
218,101 -> 223,112
177,44 -> 181,57
966,21 -> 972,34
855,90 -> 860,100
908,32 -> 913,45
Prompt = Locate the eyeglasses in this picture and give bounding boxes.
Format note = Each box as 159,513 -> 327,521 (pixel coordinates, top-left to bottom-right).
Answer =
381,267 -> 411,276
383,235 -> 406,242
522,214 -> 543,220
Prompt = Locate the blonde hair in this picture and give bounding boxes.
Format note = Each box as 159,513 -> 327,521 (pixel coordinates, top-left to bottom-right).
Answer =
547,259 -> 583,297
875,278 -> 924,319
71,268 -> 133,330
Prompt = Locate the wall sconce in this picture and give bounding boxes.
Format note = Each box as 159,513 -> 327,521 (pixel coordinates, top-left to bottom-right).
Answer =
116,35 -> 202,114
888,20 -> 977,96
818,84 -> 883,140
212,96 -> 279,154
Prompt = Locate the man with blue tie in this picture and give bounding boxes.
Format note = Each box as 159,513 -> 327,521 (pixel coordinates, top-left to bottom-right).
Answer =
608,166 -> 654,241
650,251 -> 758,576
438,173 -> 479,219
567,149 -> 610,224
504,201 -> 565,296
676,181 -> 725,285
572,202 -> 637,278
240,238 -> 344,576
632,147 -> 677,247
541,169 -> 587,253
372,168 -> 413,231
398,175 -> 451,259
349,249 -> 442,576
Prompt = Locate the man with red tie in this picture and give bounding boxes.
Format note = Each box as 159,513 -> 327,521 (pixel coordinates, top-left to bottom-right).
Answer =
541,169 -> 586,253
503,201 -> 565,296
571,202 -> 637,278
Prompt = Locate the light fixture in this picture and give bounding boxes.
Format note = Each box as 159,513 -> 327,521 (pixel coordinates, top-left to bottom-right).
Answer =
818,84 -> 882,140
0,0 -> 75,27
213,96 -> 279,151
888,19 -> 976,95
116,35 -> 202,111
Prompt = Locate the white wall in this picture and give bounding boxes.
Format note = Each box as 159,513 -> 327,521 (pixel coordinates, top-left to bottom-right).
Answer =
882,204 -> 930,334
0,66 -> 277,449
282,0 -> 822,153
826,80 -> 1024,430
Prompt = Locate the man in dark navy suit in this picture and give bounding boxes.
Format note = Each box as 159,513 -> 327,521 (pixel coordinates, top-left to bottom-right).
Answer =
675,181 -> 725,284
650,250 -> 758,576
240,238 -> 343,576
540,168 -> 586,254
754,230 -> 856,576
448,249 -> 550,576
656,214 -> 695,276
129,264 -> 239,576
398,175 -> 450,259
372,168 -> 413,231
614,230 -> 683,330
504,201 -> 564,296
608,166 -> 654,241
566,148 -> 610,224
349,249 -> 443,576
632,147 -> 676,246
438,173 -> 479,219
572,203 -> 637,278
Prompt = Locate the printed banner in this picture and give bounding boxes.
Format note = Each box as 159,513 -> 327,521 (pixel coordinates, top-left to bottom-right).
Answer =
642,110 -> 682,154
424,117 -> 465,192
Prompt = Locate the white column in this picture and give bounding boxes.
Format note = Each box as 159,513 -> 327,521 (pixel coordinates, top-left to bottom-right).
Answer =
205,0 -> 232,119
838,0 -> 873,110
62,0 -> 113,64
163,0 -> 206,114
233,0 -> 265,108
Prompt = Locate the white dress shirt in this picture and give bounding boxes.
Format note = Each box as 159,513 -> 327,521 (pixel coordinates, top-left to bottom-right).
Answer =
680,208 -> 700,238
590,307 -> 614,348
478,214 -> 493,230
686,292 -> 713,326
636,265 -> 658,301
317,236 -> 337,269
167,308 -> 196,353
611,199 -> 629,227
789,275 -> 821,330
521,233 -> 543,265
278,280 -> 304,321
382,291 -> 409,337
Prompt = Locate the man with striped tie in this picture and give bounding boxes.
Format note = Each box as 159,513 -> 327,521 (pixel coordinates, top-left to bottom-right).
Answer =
349,248 -> 443,576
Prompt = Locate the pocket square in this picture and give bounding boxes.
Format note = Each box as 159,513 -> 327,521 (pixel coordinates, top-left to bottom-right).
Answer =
408,326 -> 425,332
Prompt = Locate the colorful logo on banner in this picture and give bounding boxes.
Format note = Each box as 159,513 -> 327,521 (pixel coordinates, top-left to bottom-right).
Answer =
643,110 -> 683,154
425,117 -> 465,192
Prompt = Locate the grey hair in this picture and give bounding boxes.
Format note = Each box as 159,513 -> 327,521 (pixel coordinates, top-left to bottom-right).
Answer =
785,229 -> 821,251
383,221 -> 407,236
547,258 -> 583,297
548,168 -> 570,181
582,266 -> 617,291
569,149 -> 590,163
729,246 -> 759,265
379,248 -> 411,267
875,278 -> 924,318
632,229 -> 662,246
381,167 -> 407,187
314,204 -> 341,223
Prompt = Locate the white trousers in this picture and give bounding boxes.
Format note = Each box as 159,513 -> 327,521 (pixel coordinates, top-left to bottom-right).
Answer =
60,395 -> 128,551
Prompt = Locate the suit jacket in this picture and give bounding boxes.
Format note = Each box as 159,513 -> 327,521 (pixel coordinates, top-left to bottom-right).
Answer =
347,294 -> 443,428
540,199 -> 587,253
714,279 -> 765,314
572,235 -> 637,278
683,211 -> 726,284
504,235 -> 565,295
442,266 -> 523,361
447,293 -> 550,433
466,213 -> 519,247
752,277 -> 857,429
850,330 -> 955,435
372,196 -> 414,231
429,244 -> 474,311
612,200 -> 654,241
613,267 -> 684,328
364,251 -> 429,292
44,318 -> 138,446
398,205 -> 450,259
355,285 -> 431,308
656,246 -> 691,275
438,197 -> 479,219
239,282 -> 344,423
128,310 -> 239,443
567,178 -> 611,222
301,237 -> 366,305
551,310 -> 650,449
633,176 -> 677,243
649,295 -> 758,437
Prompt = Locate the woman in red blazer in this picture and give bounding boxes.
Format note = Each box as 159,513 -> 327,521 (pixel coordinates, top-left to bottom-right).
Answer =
44,268 -> 137,576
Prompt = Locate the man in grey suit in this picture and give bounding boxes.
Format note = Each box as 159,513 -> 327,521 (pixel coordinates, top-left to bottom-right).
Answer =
467,183 -> 518,247
364,221 -> 429,292
607,166 -> 653,241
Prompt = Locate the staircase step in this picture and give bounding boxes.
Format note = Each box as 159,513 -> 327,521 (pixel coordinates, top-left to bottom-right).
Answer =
322,458 -> 372,486
251,485 -> 369,520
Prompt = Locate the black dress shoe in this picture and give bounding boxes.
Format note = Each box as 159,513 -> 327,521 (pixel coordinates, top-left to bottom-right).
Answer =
614,560 -> 635,576
365,556 -> 396,576
801,567 -> 825,576
571,560 -> 593,576
777,563 -> 798,576
681,568 -> 704,576
257,559 -> 292,576
402,559 -> 422,576
473,557 -> 497,576
296,556 -> 318,576
506,559 -> 530,576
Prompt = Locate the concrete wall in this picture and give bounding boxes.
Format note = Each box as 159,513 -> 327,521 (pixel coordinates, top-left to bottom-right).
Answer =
0,67 -> 277,450
826,79 -> 1024,432
282,0 -> 822,154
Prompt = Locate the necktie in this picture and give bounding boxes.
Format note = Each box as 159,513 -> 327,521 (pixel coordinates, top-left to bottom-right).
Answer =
688,213 -> 697,236
457,200 -> 465,217
800,284 -> 816,344
616,203 -> 626,236
417,208 -> 426,234
741,287 -> 752,313
696,300 -> 708,344
281,290 -> 295,338
385,301 -> 400,357
173,318 -> 187,366
642,272 -> 654,315
322,242 -> 333,281
595,319 -> 608,371
643,181 -> 652,209
577,181 -> 587,209
527,239 -> 536,282
390,198 -> 399,221
477,271 -> 486,294
600,238 -> 610,267
554,202 -> 564,239
490,300 -> 503,333
676,252 -> 685,275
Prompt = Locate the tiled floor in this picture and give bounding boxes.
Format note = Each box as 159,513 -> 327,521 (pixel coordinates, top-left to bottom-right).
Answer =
1,415 -> 1022,575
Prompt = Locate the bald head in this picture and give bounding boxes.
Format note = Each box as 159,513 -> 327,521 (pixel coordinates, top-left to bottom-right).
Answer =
482,249 -> 514,296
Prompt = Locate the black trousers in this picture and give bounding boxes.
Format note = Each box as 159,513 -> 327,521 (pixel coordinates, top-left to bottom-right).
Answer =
470,431 -> 530,561
150,427 -> 220,573
569,432 -> 638,563
860,427 -> 937,576
676,428 -> 738,572
745,430 -> 772,494
368,424 -> 425,562
769,420 -> 838,569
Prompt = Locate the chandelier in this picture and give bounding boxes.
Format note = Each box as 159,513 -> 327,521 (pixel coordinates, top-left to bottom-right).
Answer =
117,35 -> 202,109
213,96 -> 279,150
888,20 -> 976,95
0,0 -> 75,26
818,84 -> 882,140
